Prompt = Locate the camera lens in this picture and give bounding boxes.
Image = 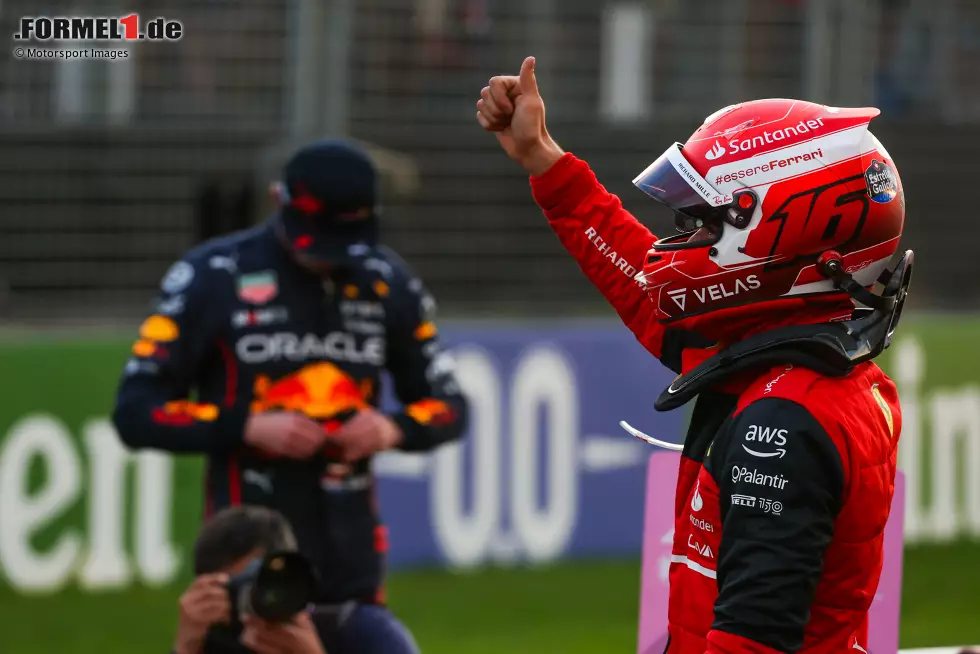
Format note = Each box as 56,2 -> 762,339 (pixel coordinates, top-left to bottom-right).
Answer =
248,551 -> 317,622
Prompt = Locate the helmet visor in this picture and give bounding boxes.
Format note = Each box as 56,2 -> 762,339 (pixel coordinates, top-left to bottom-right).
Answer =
632,143 -> 733,250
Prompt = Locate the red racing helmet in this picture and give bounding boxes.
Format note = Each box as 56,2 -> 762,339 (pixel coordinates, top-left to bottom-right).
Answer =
634,99 -> 905,324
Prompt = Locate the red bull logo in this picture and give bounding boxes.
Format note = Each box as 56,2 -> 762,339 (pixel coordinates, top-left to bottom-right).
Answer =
250,362 -> 367,420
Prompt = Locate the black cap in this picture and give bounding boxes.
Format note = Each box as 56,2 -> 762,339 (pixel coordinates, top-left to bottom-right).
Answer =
275,139 -> 380,263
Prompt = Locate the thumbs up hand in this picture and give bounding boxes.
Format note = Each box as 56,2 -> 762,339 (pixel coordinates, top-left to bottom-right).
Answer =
477,56 -> 564,176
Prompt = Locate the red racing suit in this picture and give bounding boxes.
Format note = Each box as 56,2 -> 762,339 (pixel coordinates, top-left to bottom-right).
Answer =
530,153 -> 902,654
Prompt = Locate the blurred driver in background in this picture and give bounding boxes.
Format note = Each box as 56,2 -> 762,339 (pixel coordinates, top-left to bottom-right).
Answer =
114,139 -> 469,654
477,57 -> 909,653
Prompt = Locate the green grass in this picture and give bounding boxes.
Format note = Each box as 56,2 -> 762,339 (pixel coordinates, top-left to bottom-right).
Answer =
898,541 -> 980,647
1,546 -> 977,653
389,561 -> 641,654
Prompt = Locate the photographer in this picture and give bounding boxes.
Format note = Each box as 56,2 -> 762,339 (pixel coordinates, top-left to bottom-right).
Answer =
172,505 -> 330,654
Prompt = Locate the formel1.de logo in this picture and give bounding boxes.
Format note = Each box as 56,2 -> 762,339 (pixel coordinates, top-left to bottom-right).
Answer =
14,14 -> 183,42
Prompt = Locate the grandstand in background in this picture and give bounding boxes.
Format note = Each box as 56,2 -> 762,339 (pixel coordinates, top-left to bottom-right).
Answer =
1,0 -> 978,322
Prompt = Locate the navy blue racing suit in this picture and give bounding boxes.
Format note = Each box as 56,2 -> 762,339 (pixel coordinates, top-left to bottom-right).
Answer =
113,222 -> 468,613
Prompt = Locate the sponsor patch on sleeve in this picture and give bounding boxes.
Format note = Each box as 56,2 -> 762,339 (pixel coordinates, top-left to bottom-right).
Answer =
372,280 -> 390,297
138,315 -> 180,342
414,321 -> 438,341
405,399 -> 455,426
237,271 -> 280,305
871,383 -> 895,437
161,260 -> 194,293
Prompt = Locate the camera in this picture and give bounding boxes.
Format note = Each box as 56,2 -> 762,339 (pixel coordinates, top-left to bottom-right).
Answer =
226,550 -> 318,622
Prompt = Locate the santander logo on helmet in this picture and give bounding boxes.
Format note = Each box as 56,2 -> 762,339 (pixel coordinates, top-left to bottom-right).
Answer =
632,98 -> 905,328
704,141 -> 726,161
703,117 -> 828,161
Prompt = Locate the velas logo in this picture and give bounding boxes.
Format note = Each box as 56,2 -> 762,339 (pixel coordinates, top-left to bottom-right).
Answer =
13,15 -> 183,41
237,271 -> 279,305
250,362 -> 367,420
666,288 -> 687,312
691,275 -> 761,305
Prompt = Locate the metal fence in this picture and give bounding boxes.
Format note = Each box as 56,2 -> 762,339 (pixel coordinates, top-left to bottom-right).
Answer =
0,0 -> 977,322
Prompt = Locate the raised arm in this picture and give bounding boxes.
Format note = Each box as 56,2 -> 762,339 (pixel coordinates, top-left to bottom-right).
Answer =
477,55 -> 669,359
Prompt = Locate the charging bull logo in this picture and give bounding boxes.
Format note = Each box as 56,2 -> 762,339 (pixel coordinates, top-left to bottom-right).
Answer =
250,362 -> 367,420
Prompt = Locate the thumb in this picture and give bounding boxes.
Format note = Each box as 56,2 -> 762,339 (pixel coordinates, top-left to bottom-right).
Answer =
519,56 -> 539,98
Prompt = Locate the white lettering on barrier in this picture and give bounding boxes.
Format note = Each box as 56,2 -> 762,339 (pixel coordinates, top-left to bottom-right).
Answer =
895,338 -> 925,541
80,420 -> 132,588
79,420 -> 179,589
133,437 -> 180,586
894,336 -> 980,543
0,415 -> 178,592
431,347 -> 501,568
0,415 -> 82,592
929,388 -> 980,540
431,346 -> 580,568
510,347 -> 578,563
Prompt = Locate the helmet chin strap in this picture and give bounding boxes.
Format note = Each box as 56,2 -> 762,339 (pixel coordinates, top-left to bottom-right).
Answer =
621,249 -> 914,447
816,250 -> 895,312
